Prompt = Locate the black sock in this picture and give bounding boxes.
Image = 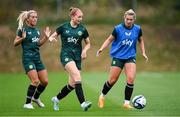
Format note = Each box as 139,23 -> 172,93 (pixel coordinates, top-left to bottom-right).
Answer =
33,84 -> 46,99
75,82 -> 85,104
125,83 -> 134,100
57,84 -> 74,100
102,81 -> 113,95
26,85 -> 36,104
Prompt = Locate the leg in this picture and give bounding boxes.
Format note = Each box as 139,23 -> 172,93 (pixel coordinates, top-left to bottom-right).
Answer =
56,75 -> 75,100
65,61 -> 91,111
102,66 -> 122,95
51,75 -> 75,111
98,66 -> 122,108
65,61 -> 84,103
123,62 -> 136,109
32,70 -> 48,107
24,70 -> 39,109
33,70 -> 48,99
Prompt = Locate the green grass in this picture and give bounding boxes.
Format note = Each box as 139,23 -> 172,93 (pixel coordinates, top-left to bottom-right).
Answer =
0,72 -> 180,116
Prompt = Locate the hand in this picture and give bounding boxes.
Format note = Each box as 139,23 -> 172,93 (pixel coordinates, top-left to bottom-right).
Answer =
44,27 -> 51,38
143,53 -> 148,63
22,29 -> 26,39
48,32 -> 57,42
81,50 -> 87,60
96,49 -> 102,57
49,37 -> 57,42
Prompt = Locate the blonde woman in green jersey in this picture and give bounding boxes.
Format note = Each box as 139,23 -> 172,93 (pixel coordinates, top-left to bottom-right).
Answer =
14,10 -> 51,109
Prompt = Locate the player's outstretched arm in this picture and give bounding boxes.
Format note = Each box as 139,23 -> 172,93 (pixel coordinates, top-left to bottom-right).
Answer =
96,34 -> 115,56
38,27 -> 51,46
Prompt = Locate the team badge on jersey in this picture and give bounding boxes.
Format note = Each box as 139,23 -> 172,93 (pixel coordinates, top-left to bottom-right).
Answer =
29,64 -> 33,69
78,31 -> 83,36
113,60 -> 116,65
65,58 -> 69,62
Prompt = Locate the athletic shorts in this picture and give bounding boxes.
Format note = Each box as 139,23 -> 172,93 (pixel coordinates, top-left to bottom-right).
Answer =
23,56 -> 45,73
61,56 -> 81,70
111,57 -> 136,69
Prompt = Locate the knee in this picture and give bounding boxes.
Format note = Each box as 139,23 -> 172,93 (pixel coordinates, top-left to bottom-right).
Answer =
127,76 -> 135,84
42,78 -> 48,86
108,78 -> 118,85
72,73 -> 81,81
31,80 -> 40,86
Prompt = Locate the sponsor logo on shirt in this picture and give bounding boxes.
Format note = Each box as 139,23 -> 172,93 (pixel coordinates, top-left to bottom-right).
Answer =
66,30 -> 69,33
28,32 -> 32,35
32,36 -> 40,42
67,36 -> 79,44
125,32 -> 131,36
122,39 -> 133,46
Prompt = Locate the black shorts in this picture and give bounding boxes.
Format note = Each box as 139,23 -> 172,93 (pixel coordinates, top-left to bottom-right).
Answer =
23,57 -> 45,73
60,56 -> 81,70
111,57 -> 136,69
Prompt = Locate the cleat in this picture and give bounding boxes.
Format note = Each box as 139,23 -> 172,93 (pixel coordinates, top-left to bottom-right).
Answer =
98,96 -> 105,108
23,103 -> 34,109
81,101 -> 92,111
32,98 -> 45,108
51,96 -> 59,111
123,104 -> 134,109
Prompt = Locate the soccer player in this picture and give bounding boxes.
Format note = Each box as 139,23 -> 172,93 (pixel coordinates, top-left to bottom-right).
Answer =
49,7 -> 92,111
96,9 -> 148,109
14,10 -> 51,109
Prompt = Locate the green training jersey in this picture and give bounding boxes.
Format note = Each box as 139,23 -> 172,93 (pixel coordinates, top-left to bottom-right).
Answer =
17,25 -> 40,57
56,22 -> 89,60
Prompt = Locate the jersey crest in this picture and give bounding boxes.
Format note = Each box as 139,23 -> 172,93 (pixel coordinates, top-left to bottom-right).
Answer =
78,31 -> 83,36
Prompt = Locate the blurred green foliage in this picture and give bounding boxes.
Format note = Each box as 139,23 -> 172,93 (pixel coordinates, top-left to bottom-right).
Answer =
0,0 -> 180,72
0,0 -> 180,25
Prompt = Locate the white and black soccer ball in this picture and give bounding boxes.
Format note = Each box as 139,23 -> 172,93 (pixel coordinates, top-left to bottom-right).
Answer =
132,95 -> 146,109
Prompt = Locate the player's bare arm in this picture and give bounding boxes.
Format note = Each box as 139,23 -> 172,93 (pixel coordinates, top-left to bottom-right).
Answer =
138,36 -> 148,62
81,37 -> 90,60
14,30 -> 26,46
96,34 -> 115,56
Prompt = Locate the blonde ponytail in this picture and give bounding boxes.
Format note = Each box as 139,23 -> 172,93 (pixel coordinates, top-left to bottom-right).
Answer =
17,11 -> 28,30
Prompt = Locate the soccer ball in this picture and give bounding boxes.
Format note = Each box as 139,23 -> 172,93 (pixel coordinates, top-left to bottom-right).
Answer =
132,95 -> 146,109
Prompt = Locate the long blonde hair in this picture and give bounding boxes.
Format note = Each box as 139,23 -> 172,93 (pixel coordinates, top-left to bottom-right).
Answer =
124,9 -> 136,20
17,10 -> 36,30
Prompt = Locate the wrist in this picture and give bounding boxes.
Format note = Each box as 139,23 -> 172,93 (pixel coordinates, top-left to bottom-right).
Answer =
99,48 -> 103,52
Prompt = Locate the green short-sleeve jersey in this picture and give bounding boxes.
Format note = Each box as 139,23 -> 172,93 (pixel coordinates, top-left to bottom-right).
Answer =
56,22 -> 89,60
17,25 -> 40,57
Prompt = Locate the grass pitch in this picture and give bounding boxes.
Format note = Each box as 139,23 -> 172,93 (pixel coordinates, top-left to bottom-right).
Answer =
0,72 -> 180,116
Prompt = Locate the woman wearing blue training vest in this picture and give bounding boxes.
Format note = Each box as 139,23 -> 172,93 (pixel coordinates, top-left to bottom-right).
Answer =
96,9 -> 148,109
